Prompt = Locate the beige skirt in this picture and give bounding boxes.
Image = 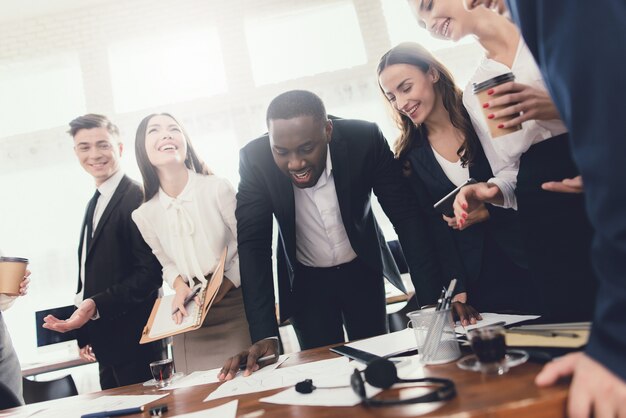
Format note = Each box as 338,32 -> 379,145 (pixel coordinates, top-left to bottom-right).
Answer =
172,287 -> 251,374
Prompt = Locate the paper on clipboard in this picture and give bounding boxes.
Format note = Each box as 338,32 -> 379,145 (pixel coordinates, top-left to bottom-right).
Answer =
139,247 -> 227,344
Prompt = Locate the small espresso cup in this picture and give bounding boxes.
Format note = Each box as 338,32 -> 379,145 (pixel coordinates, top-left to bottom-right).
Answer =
473,72 -> 522,138
468,325 -> 508,375
0,257 -> 28,296
150,358 -> 175,388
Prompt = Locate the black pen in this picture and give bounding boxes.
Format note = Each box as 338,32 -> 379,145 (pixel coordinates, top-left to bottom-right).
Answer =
239,354 -> 277,370
172,283 -> 202,315
81,406 -> 144,418
435,287 -> 446,311
507,329 -> 580,338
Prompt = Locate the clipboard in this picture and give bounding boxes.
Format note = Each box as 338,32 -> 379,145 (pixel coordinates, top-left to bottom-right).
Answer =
140,247 -> 227,344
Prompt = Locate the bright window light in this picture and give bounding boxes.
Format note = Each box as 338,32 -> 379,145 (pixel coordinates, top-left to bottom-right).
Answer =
108,28 -> 227,113
245,2 -> 367,86
0,53 -> 86,138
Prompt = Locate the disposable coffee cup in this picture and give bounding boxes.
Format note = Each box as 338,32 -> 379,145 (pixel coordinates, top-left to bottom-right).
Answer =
473,72 -> 522,138
0,257 -> 28,296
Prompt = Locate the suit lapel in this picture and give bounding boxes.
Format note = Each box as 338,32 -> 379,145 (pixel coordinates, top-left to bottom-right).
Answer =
329,132 -> 351,227
275,166 -> 297,262
408,142 -> 456,191
87,175 -> 130,256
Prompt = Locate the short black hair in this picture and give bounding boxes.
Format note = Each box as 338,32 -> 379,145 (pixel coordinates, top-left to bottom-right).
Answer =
266,90 -> 327,127
68,114 -> 120,138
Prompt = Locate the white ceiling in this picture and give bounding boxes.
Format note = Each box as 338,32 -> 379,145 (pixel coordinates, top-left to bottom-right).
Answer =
0,0 -> 110,23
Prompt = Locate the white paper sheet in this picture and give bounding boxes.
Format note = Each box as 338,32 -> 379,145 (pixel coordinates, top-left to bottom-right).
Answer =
204,357 -> 349,401
30,394 -> 168,418
455,313 -> 540,334
171,399 -> 237,418
149,294 -> 201,338
164,355 -> 289,390
260,381 -> 381,407
345,328 -> 416,357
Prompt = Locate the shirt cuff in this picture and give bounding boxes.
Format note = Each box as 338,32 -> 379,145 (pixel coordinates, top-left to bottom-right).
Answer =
488,177 -> 518,210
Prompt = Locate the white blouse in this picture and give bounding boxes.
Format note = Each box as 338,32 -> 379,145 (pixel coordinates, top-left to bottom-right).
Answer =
463,39 -> 568,209
431,146 -> 470,188
132,171 -> 240,289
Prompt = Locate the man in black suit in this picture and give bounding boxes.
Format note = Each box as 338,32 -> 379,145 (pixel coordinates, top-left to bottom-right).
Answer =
43,114 -> 164,390
219,90 -> 442,380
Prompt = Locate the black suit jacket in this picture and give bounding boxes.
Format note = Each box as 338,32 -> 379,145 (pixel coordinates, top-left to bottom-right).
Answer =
237,118 -> 444,342
404,133 -> 527,293
508,0 -> 626,382
76,175 -> 163,366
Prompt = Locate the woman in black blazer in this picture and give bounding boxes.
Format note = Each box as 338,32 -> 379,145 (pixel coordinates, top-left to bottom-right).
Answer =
377,43 -> 536,322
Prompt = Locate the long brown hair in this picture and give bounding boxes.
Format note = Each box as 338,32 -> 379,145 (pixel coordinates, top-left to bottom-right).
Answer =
135,113 -> 211,201
377,42 -> 477,166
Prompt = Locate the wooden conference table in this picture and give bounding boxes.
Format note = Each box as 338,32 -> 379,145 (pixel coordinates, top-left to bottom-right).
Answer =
5,345 -> 569,417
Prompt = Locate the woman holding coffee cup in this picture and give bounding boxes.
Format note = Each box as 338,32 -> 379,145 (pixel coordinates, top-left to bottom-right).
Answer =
409,0 -> 596,322
131,113 -> 251,373
377,42 -> 535,323
0,253 -> 30,405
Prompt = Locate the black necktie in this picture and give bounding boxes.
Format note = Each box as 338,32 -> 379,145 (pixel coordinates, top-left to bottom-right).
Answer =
85,189 -> 101,249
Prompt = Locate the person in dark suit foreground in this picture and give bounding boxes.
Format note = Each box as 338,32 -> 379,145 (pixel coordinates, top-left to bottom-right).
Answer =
219,90 -> 443,380
465,1 -> 626,416
43,114 -> 164,390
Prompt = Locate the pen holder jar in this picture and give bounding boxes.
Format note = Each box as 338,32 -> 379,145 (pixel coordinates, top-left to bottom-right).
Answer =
419,308 -> 461,365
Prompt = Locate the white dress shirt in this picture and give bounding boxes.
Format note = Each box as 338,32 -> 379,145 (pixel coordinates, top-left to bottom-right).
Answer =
293,146 -> 357,267
75,169 -> 125,308
463,39 -> 568,209
431,146 -> 470,188
132,171 -> 240,289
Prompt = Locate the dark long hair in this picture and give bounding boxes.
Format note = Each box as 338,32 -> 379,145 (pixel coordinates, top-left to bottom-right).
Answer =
135,113 -> 211,201
377,42 -> 477,166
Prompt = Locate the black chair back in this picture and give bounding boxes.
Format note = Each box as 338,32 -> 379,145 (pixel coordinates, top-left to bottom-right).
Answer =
0,381 -> 22,410
22,374 -> 78,404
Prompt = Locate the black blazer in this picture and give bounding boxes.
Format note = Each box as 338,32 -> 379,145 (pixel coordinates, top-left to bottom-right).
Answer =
76,175 -> 163,366
404,132 -> 527,294
237,118 -> 444,342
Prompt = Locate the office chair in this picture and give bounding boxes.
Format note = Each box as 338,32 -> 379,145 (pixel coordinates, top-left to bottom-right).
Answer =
0,381 -> 22,410
386,240 -> 420,332
22,374 -> 78,404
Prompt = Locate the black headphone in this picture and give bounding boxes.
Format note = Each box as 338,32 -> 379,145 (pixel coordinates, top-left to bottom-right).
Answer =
296,358 -> 456,406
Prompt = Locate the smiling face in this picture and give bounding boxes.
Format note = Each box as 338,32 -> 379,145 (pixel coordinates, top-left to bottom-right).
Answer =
143,114 -> 188,170
379,63 -> 439,126
73,127 -> 123,186
408,0 -> 474,42
269,115 -> 332,189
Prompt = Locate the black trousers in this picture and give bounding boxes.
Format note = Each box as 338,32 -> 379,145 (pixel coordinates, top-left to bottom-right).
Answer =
516,134 -> 597,322
289,258 -> 388,350
98,343 -> 165,390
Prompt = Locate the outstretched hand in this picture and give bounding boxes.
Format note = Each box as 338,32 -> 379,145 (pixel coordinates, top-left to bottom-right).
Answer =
453,183 -> 502,230
43,298 -> 96,332
542,175 -> 584,194
218,338 -> 279,381
443,203 -> 490,230
536,352 -> 626,418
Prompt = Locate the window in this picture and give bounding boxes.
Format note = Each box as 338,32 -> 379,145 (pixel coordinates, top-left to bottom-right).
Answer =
245,2 -> 367,85
0,53 -> 86,137
108,28 -> 228,113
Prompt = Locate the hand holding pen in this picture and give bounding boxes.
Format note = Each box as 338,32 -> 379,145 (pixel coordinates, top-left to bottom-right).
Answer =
218,338 -> 280,381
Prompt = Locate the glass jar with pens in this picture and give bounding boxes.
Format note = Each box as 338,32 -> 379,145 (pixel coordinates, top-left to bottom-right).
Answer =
407,279 -> 462,365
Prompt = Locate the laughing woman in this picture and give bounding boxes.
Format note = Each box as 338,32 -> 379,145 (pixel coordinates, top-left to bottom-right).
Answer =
377,42 -> 535,320
131,113 -> 251,373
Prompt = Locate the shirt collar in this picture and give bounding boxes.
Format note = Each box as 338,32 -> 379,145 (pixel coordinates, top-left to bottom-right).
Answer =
159,169 -> 195,209
97,170 -> 124,198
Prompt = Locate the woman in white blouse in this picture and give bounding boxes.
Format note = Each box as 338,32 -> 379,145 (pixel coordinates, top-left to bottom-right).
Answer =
409,0 -> 596,322
131,113 -> 251,373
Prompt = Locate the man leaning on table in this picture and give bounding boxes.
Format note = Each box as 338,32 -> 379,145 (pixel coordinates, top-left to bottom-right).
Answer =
42,114 -> 165,389
219,90 -> 447,381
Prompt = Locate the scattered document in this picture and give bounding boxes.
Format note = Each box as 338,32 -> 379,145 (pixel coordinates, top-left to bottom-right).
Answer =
506,330 -> 589,348
28,394 -> 168,418
204,357 -> 349,401
455,313 -> 540,334
344,328 -> 416,357
165,355 -> 289,390
171,400 -> 237,418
